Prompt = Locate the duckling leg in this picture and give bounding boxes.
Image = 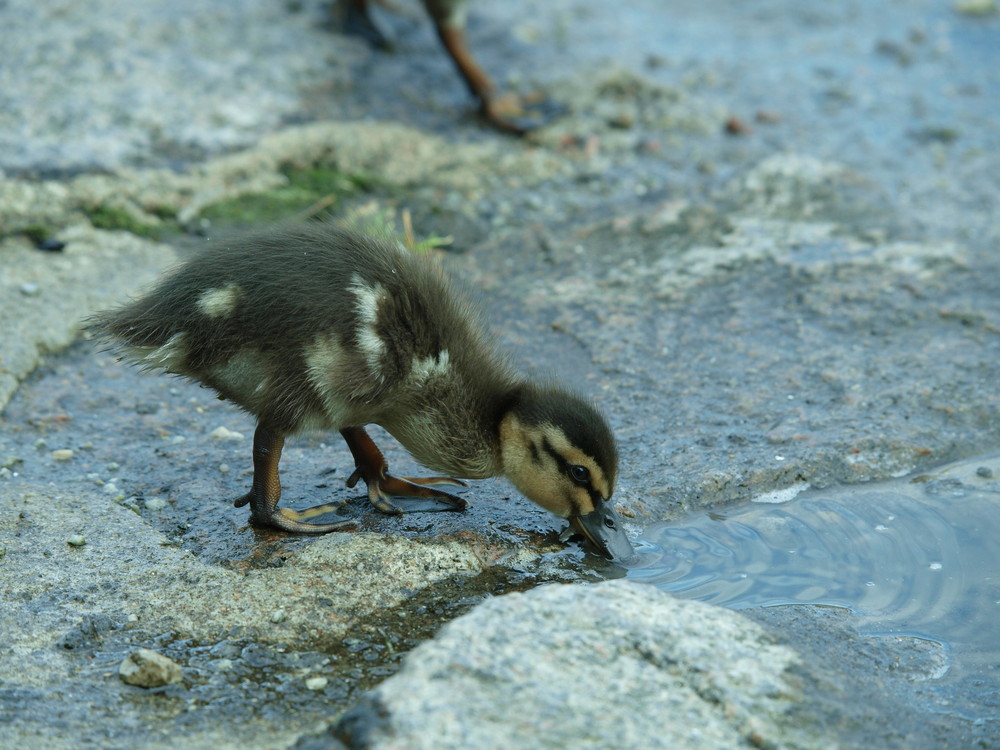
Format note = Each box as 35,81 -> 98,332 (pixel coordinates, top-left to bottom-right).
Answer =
431,21 -> 529,135
340,0 -> 392,49
235,425 -> 355,534
340,426 -> 468,514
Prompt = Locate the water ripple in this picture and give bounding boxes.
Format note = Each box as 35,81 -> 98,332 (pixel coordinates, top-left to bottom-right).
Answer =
627,454 -> 1000,694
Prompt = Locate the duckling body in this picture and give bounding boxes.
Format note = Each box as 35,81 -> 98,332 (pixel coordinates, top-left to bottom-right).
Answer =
90,225 -> 633,560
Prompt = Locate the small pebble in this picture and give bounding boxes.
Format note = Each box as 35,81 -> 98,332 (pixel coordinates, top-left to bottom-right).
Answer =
67,535 -> 86,547
51,449 -> 74,461
725,115 -> 752,135
0,468 -> 11,480
213,658 -> 234,672
270,609 -> 287,624
608,111 -> 635,129
119,648 -> 183,688
102,483 -> 121,495
144,497 -> 168,511
106,462 -> 121,471
120,497 -> 142,514
976,466 -> 994,478
219,463 -> 230,474
210,426 -> 244,441
34,438 -> 47,450
305,676 -> 328,691
19,282 -> 40,296
36,238 -> 66,252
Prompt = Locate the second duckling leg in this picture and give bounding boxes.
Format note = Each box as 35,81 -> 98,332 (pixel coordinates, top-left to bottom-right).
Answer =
340,426 -> 468,514
339,0 -> 391,49
235,424 -> 355,534
431,21 -> 529,135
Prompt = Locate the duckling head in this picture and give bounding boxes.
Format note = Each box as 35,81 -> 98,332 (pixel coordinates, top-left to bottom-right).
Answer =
499,385 -> 634,561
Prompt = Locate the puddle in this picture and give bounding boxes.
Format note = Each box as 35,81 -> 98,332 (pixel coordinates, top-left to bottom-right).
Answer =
627,453 -> 1000,715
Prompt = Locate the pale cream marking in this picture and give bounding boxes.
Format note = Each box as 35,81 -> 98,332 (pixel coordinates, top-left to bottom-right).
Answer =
209,348 -> 270,407
349,273 -> 387,379
303,332 -> 352,427
409,350 -> 451,385
128,331 -> 190,373
197,283 -> 241,318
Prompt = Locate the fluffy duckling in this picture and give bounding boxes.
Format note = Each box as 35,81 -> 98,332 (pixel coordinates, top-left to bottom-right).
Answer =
89,224 -> 634,560
340,0 -> 542,134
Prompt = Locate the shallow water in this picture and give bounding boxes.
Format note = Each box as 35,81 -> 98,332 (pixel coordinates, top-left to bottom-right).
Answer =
628,454 -> 1000,708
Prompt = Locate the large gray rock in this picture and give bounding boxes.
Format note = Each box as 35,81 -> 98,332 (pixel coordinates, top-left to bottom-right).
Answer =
330,581 -> 823,749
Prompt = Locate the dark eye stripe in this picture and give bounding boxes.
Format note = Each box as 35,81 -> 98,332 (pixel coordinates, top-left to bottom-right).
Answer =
563,489 -> 583,518
541,437 -> 571,475
541,438 -> 605,510
528,441 -> 541,465
587,487 -> 603,511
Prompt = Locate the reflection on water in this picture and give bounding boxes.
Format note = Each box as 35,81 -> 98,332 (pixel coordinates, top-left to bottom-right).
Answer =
627,454 -> 1000,702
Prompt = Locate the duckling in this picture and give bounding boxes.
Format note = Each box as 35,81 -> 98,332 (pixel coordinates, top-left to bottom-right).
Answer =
339,0 -> 546,134
88,224 -> 634,561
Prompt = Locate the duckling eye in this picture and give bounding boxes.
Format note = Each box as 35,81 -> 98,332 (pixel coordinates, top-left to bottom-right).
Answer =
604,516 -> 617,530
568,465 -> 590,485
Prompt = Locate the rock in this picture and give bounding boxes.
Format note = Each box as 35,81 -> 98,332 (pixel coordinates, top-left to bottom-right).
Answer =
331,581 -> 828,750
59,614 -> 120,651
50,449 -> 74,461
209,426 -> 244,441
66,535 -> 86,547
118,648 -> 183,688
305,677 -> 328,691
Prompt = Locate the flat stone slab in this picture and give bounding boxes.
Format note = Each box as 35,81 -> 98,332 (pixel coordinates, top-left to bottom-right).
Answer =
2,0 -> 999,748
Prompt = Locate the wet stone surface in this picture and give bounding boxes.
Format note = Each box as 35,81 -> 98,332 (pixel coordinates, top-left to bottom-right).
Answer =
2,0 -> 1000,748
14,572 -> 536,748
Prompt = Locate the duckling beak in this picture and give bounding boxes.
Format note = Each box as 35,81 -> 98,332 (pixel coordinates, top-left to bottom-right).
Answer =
568,501 -> 635,563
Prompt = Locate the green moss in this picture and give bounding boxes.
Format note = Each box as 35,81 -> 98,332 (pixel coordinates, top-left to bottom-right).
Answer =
19,225 -> 52,244
198,189 -> 319,223
200,165 -> 378,224
84,204 -> 162,238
